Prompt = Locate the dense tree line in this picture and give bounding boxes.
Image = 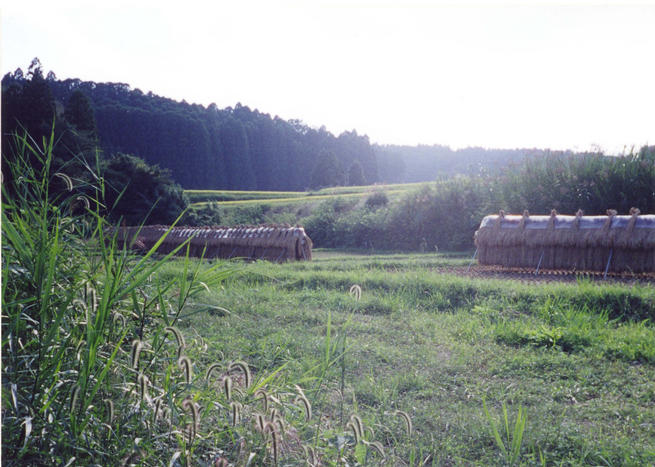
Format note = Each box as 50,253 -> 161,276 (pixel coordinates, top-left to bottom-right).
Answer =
3,68 -> 379,190
2,59 -> 187,225
3,64 -> 554,192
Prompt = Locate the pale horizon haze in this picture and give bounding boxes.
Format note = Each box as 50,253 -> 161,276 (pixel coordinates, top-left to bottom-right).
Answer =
2,0 -> 654,154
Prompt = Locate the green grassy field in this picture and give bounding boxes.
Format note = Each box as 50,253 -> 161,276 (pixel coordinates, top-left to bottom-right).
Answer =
186,183 -> 426,208
159,251 -> 655,465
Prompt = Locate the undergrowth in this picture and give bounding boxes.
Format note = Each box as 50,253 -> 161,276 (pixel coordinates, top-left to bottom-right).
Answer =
1,131 -> 411,465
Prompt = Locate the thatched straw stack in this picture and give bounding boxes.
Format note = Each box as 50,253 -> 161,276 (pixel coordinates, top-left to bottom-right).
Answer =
111,224 -> 313,262
474,209 -> 655,273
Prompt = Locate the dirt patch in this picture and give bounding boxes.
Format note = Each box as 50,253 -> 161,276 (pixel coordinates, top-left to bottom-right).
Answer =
433,265 -> 655,285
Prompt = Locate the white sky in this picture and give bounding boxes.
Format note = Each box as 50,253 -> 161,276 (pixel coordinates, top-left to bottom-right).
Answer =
2,0 -> 654,153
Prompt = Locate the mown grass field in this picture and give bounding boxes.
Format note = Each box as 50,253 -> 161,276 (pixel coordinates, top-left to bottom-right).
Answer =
186,183 -> 426,208
160,251 -> 655,465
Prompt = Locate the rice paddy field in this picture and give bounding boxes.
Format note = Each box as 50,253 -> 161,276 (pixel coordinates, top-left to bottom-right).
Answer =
161,250 -> 655,465
186,183 -> 425,208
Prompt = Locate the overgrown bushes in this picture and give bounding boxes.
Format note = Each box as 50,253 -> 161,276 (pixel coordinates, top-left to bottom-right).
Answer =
303,147 -> 655,251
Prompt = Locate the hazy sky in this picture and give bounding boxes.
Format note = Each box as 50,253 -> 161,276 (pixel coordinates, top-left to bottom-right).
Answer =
2,0 -> 654,153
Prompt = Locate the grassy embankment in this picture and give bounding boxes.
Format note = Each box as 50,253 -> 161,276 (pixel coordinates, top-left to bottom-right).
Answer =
184,183 -> 424,211
186,183 -> 424,207
161,251 -> 655,465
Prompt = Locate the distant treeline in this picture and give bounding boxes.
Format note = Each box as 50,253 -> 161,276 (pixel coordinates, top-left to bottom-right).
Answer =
2,65 -> 561,191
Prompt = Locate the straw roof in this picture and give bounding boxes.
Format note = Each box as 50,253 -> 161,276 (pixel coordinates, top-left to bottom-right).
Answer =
111,224 -> 313,262
474,209 -> 655,273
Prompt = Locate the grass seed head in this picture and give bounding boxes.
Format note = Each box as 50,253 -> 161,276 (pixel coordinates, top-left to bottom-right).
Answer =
112,312 -> 126,329
75,195 -> 90,210
154,398 -> 162,421
178,356 -> 193,385
395,410 -> 413,436
54,172 -> 73,191
254,389 -> 269,412
346,421 -> 361,444
104,399 -> 114,425
137,373 -> 149,402
255,413 -> 265,432
263,422 -> 279,465
229,360 -> 251,388
349,284 -> 362,301
182,398 -> 199,444
364,440 -> 385,458
69,385 -> 80,414
224,376 -> 233,400
295,393 -> 312,422
165,326 -> 185,358
230,401 -> 241,426
349,414 -> 364,439
131,340 -> 144,369
205,362 -> 223,382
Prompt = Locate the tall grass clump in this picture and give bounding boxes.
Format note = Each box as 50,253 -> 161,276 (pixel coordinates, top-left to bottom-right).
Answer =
2,130 -> 407,465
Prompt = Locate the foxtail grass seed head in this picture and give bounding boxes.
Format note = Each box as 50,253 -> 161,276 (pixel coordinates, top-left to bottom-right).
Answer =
72,298 -> 88,314
75,339 -> 85,362
263,422 -> 279,466
75,195 -> 91,210
229,361 -> 251,388
137,373 -> 149,402
255,389 -> 269,412
295,393 -> 312,422
349,414 -> 364,440
304,446 -> 318,466
224,376 -> 233,400
178,356 -> 193,385
205,362 -> 223,382
273,415 -> 285,435
182,398 -> 199,444
395,410 -> 413,436
113,312 -> 126,329
54,172 -> 74,191
69,385 -> 80,414
230,401 -> 241,426
349,284 -> 362,301
255,413 -> 266,432
165,326 -> 185,357
269,408 -> 278,421
364,440 -> 385,458
131,340 -> 144,369
104,399 -> 114,425
346,421 -> 361,444
154,398 -> 162,421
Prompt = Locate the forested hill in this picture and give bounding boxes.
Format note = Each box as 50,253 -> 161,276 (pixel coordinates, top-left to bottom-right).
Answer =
48,78 -> 380,190
3,68 -> 544,189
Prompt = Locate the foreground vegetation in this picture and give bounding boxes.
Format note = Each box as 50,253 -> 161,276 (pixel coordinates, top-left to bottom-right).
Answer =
3,131 -> 654,464
157,251 -> 655,465
2,137 -> 391,465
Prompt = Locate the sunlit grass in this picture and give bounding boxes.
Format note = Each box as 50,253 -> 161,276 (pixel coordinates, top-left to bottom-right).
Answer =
159,253 -> 655,465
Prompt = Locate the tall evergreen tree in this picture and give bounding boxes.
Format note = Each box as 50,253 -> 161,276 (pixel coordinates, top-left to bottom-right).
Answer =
347,160 -> 366,186
310,151 -> 345,189
21,58 -> 56,139
64,90 -> 97,136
